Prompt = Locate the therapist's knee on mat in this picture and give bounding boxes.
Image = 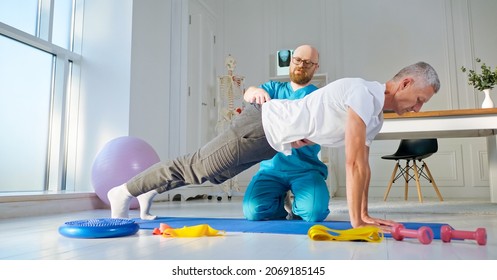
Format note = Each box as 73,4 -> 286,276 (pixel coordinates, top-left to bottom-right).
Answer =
243,199 -> 266,220
242,199 -> 286,221
293,201 -> 330,222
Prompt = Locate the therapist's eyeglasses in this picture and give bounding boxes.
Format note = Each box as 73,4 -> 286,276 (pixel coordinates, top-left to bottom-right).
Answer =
291,57 -> 318,68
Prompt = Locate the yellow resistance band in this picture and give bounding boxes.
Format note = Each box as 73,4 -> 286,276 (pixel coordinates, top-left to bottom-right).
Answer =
308,224 -> 384,242
162,224 -> 225,238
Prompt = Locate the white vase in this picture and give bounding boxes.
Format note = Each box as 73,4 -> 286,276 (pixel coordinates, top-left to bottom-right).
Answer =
481,89 -> 494,108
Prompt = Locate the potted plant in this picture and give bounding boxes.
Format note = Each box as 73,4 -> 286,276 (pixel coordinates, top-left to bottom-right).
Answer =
461,58 -> 497,108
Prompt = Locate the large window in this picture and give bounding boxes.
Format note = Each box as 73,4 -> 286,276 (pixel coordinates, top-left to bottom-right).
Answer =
0,0 -> 82,192
0,36 -> 53,191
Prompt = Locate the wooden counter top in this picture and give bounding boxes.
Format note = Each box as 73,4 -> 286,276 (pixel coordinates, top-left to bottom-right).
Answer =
384,108 -> 497,119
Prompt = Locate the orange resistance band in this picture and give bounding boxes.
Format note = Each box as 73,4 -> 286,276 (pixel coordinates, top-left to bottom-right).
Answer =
152,223 -> 225,238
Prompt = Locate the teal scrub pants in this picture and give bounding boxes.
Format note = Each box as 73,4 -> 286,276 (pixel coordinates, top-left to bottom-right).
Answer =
242,169 -> 330,222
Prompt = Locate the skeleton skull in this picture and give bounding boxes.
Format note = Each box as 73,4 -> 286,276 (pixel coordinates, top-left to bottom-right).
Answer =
225,55 -> 236,72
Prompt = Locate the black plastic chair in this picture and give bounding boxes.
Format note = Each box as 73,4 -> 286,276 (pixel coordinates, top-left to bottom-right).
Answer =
381,139 -> 443,202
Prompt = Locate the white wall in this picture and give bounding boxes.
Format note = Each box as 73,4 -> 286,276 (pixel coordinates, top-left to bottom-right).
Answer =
128,0 -> 189,161
129,0 -> 173,159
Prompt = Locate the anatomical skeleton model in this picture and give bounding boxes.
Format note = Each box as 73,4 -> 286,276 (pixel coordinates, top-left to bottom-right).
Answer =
214,55 -> 245,200
217,55 -> 245,129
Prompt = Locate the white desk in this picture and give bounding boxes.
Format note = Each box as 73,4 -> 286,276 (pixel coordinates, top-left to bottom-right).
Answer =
377,108 -> 497,202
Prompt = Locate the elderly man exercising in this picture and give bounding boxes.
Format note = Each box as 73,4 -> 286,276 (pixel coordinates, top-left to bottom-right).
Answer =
108,61 -> 440,229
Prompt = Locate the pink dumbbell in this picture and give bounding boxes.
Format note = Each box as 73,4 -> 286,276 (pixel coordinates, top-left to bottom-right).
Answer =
440,225 -> 487,245
391,224 -> 434,245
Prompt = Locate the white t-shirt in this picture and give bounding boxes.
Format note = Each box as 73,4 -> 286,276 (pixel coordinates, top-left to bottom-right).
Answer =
261,78 -> 385,155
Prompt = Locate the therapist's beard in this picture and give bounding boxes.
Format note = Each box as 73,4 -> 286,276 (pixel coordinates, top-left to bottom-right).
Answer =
290,68 -> 312,85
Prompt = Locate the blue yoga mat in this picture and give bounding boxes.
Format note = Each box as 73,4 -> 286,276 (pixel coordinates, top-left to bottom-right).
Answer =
134,216 -> 449,239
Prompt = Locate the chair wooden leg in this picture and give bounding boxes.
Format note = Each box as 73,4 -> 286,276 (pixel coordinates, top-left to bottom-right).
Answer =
412,161 -> 424,203
384,163 -> 399,201
423,161 -> 444,201
404,160 -> 410,200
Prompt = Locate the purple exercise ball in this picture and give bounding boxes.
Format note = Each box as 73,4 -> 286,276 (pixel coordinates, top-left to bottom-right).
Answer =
91,136 -> 160,209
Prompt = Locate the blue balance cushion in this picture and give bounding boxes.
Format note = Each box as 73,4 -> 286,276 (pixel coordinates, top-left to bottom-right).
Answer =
59,218 -> 139,239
